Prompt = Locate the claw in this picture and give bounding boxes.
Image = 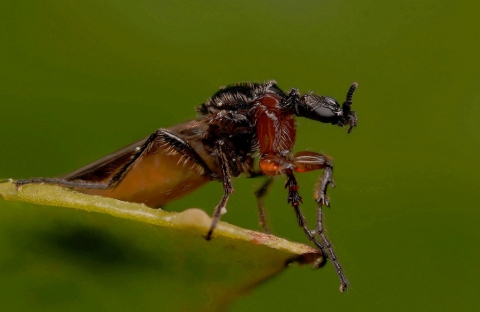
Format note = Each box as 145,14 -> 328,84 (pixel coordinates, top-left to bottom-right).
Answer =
315,192 -> 330,207
316,193 -> 330,207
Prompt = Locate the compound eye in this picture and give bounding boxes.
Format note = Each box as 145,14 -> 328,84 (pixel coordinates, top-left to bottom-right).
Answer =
314,105 -> 337,119
322,96 -> 341,110
312,96 -> 342,123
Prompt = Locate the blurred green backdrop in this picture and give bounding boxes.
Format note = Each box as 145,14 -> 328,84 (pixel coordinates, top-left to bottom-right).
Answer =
1,0 -> 479,311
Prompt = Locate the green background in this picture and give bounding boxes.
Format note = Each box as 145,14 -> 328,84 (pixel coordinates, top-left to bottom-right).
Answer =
1,0 -> 479,311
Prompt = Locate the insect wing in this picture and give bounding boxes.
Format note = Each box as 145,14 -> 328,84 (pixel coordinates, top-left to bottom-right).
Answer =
63,138 -> 148,182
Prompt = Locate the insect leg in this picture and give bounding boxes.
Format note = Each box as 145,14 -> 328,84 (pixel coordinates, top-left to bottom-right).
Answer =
315,199 -> 349,292
205,141 -> 234,240
254,177 -> 274,233
293,151 -> 348,292
284,168 -> 328,257
293,151 -> 334,207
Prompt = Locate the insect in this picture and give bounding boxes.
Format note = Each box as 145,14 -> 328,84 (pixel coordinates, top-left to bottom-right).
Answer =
16,80 -> 358,292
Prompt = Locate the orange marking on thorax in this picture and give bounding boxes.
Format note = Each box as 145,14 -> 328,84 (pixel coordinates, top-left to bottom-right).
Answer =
256,95 -> 296,155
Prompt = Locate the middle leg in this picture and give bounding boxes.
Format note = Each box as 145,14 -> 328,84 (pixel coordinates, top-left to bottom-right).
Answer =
205,140 -> 235,240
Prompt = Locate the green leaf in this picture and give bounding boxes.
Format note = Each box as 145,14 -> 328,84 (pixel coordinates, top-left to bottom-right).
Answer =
0,181 -> 321,311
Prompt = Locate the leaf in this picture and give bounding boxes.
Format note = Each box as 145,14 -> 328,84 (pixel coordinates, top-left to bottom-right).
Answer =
0,181 -> 321,311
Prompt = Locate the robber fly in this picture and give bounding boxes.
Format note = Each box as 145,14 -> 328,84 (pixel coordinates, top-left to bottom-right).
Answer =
16,80 -> 358,292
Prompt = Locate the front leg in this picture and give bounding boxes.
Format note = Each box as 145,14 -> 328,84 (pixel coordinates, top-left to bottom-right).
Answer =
260,151 -> 349,292
284,168 -> 303,208
293,151 -> 349,292
292,151 -> 334,207
258,154 -> 325,254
